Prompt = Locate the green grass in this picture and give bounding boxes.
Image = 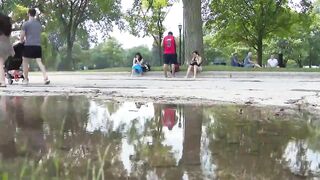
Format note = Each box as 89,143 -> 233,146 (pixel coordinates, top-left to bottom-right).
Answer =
84,65 -> 320,73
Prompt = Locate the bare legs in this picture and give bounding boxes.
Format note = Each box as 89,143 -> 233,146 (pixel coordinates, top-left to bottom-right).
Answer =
23,57 -> 49,84
185,65 -> 198,79
36,58 -> 49,80
163,64 -> 176,78
0,57 -> 5,86
163,64 -> 169,77
22,57 -> 29,81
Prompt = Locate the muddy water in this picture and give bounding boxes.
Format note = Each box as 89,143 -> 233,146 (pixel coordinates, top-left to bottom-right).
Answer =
0,96 -> 319,180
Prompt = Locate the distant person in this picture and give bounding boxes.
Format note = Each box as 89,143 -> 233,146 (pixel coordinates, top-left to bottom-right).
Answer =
20,8 -> 50,85
131,52 -> 144,77
231,53 -> 243,67
185,51 -> 203,79
243,52 -> 261,68
162,31 -> 177,78
0,13 -> 14,87
267,54 -> 279,68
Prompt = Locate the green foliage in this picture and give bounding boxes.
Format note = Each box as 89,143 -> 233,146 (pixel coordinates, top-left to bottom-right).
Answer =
11,4 -> 28,22
207,0 -> 312,65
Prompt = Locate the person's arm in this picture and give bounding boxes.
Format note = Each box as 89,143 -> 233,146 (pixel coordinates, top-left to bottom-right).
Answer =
132,58 -> 136,65
197,57 -> 203,65
20,23 -> 26,43
20,30 -> 25,43
140,58 -> 144,65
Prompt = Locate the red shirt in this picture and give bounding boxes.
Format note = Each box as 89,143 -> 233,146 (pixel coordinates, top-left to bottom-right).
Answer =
162,108 -> 176,130
163,35 -> 176,54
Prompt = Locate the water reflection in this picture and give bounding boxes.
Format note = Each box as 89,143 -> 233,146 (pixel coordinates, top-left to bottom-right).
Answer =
0,96 -> 319,179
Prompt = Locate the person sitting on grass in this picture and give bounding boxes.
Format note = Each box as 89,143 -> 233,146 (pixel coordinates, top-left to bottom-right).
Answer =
185,51 -> 203,79
267,54 -> 279,68
131,52 -> 144,77
243,52 -> 261,68
231,53 -> 243,67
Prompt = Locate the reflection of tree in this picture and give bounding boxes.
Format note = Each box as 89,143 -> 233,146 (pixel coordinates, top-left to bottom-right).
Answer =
203,105 -> 312,179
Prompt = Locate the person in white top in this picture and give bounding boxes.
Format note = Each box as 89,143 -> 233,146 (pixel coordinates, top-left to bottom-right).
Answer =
267,55 -> 279,68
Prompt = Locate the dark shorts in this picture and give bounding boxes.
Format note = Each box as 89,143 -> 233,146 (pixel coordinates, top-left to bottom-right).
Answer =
164,54 -> 177,65
23,46 -> 42,59
190,62 -> 200,67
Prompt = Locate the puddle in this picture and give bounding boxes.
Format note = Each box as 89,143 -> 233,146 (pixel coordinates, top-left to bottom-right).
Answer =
0,96 -> 320,179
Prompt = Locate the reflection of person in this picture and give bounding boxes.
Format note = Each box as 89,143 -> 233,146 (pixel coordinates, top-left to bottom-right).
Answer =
162,32 -> 177,78
243,52 -> 261,68
267,55 -> 279,68
20,8 -> 50,85
131,52 -> 144,77
185,51 -> 203,79
162,106 -> 177,131
0,97 -> 17,158
0,13 -> 14,87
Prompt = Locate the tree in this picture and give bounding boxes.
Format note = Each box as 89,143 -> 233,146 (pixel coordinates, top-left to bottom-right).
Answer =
207,0 -> 309,66
44,0 -> 122,70
89,38 -> 126,69
183,0 -> 204,64
126,0 -> 175,63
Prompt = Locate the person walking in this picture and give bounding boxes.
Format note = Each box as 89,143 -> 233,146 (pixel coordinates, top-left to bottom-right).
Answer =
0,13 -> 14,87
20,8 -> 50,85
162,32 -> 177,78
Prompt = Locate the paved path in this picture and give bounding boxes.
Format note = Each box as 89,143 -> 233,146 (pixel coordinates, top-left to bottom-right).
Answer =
1,71 -> 320,109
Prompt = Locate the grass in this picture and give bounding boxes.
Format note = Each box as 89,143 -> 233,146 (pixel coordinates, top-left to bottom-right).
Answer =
83,65 -> 320,73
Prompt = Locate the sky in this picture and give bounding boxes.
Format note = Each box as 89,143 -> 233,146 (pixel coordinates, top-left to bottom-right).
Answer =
110,0 -> 183,49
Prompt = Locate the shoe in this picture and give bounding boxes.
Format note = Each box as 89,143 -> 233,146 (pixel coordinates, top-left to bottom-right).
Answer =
44,79 -> 50,85
22,79 -> 29,85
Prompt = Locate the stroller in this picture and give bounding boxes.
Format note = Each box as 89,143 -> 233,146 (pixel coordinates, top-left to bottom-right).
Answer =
4,43 -> 24,84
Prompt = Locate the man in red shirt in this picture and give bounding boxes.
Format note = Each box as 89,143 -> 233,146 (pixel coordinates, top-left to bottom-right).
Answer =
162,32 -> 177,78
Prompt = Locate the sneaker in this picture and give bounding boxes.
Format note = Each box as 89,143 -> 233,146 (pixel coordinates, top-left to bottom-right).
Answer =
44,79 -> 50,85
22,79 -> 29,85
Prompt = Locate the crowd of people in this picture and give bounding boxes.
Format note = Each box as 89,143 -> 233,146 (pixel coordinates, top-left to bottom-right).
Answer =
1,8 -> 282,87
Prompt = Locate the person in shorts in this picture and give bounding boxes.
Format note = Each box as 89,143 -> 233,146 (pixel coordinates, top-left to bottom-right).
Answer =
162,32 -> 177,78
0,13 -> 13,87
185,51 -> 203,79
20,8 -> 50,85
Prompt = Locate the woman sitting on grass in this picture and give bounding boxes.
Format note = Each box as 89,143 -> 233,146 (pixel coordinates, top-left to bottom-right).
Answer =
185,51 -> 203,79
131,52 -> 144,77
243,52 -> 261,68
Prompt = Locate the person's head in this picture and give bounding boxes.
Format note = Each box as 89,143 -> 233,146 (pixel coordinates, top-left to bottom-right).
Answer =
271,54 -> 275,59
28,8 -> 37,18
192,50 -> 200,58
248,52 -> 252,57
168,31 -> 173,36
233,53 -> 238,57
135,52 -> 143,61
0,13 -> 12,37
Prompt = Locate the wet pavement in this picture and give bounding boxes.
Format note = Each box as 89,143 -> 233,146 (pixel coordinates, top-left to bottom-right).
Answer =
0,96 -> 320,179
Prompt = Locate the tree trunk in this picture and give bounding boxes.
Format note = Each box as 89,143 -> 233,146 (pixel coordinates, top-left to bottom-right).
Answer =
66,39 -> 74,71
257,36 -> 263,66
180,106 -> 202,166
183,0 -> 204,65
